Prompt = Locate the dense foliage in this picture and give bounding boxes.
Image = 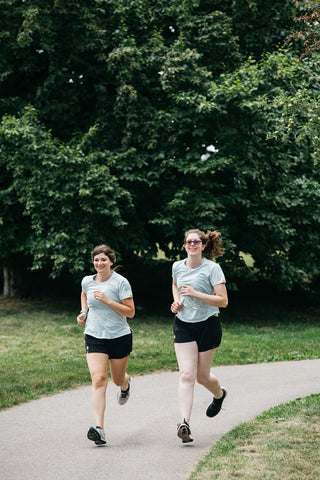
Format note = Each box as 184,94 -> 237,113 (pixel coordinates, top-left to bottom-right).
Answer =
0,0 -> 319,293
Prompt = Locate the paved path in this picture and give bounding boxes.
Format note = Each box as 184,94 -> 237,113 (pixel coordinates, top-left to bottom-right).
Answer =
1,359 -> 319,480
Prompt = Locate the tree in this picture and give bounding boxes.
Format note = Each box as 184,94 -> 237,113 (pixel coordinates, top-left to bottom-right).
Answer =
0,0 -> 297,139
287,0 -> 320,58
190,50 -> 320,290
2,0 -> 319,293
0,107 -> 133,278
0,170 -> 30,295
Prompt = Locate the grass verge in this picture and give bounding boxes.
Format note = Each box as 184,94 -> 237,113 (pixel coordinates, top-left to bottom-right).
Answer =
0,297 -> 319,410
0,297 -> 319,480
187,394 -> 320,480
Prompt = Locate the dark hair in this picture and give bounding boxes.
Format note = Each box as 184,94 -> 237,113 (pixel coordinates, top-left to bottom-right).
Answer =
184,229 -> 224,260
91,244 -> 116,266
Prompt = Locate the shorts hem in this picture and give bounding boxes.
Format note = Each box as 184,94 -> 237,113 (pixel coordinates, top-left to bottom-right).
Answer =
85,333 -> 132,359
173,315 -> 222,351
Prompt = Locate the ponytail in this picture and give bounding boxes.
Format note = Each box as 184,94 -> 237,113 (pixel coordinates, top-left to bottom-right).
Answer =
203,230 -> 224,260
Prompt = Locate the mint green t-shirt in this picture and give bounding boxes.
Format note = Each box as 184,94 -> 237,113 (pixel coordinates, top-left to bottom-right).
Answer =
172,257 -> 226,323
82,271 -> 133,339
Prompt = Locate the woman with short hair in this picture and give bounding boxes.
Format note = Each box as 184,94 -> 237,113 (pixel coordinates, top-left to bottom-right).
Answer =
77,244 -> 135,446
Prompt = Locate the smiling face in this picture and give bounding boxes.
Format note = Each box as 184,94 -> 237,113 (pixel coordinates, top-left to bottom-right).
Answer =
93,252 -> 113,274
184,232 -> 205,258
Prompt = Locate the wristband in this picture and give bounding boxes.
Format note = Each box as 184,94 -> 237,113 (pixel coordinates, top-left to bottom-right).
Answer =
80,309 -> 88,316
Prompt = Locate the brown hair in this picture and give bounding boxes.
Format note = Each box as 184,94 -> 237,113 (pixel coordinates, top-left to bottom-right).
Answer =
91,244 -> 116,267
184,229 -> 224,260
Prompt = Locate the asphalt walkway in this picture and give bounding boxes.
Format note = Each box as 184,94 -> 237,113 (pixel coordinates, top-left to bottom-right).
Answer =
1,359 -> 319,480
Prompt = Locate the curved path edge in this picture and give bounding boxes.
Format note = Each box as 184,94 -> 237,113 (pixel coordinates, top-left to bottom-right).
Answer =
1,359 -> 320,480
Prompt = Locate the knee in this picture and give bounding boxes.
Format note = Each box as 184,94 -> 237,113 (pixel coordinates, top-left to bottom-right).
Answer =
180,370 -> 196,385
92,373 -> 108,389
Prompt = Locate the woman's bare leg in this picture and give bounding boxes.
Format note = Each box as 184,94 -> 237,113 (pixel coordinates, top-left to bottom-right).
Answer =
86,353 -> 109,428
174,342 -> 198,423
109,356 -> 130,389
197,348 -> 223,398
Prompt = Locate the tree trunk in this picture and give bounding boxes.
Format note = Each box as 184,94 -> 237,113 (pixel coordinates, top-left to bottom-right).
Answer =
3,265 -> 13,297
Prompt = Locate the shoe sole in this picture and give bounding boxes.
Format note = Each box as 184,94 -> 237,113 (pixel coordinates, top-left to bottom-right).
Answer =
117,392 -> 130,405
87,427 -> 106,445
177,424 -> 193,443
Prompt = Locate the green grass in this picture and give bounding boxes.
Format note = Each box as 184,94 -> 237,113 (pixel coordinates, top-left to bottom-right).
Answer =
0,297 -> 319,410
0,296 -> 319,479
221,320 -> 320,364
187,394 -> 320,480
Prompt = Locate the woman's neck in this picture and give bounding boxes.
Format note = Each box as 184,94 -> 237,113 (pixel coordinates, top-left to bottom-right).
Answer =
186,256 -> 203,269
95,271 -> 112,282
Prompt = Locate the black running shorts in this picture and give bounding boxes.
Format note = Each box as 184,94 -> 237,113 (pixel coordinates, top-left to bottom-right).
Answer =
85,332 -> 132,359
173,315 -> 222,352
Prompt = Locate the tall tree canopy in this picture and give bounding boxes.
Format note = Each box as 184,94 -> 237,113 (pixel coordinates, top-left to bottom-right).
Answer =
1,0 -> 319,293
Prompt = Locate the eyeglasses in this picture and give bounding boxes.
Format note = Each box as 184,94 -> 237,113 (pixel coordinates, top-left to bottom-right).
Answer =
186,240 -> 202,245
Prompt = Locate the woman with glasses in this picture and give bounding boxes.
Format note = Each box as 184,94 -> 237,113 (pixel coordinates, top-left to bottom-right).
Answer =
77,244 -> 135,446
171,229 -> 228,443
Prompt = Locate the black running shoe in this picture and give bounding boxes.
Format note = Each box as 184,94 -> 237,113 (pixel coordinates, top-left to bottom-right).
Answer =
177,419 -> 193,443
87,426 -> 106,445
206,388 -> 227,418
